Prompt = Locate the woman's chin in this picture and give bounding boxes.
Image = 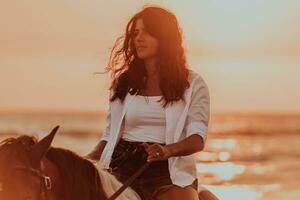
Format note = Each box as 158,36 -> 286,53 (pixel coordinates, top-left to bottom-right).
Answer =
137,54 -> 155,60
137,54 -> 148,59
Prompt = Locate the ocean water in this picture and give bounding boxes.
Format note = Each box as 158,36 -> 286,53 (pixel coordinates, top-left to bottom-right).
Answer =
0,112 -> 299,200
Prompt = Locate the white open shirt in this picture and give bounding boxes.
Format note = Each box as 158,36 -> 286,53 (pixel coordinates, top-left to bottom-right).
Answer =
97,69 -> 210,188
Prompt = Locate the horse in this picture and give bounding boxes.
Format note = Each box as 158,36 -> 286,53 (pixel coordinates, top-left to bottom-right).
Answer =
0,126 -> 219,200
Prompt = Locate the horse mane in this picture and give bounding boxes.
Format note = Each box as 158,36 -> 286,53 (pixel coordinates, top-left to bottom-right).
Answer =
0,135 -> 107,200
46,147 -> 107,200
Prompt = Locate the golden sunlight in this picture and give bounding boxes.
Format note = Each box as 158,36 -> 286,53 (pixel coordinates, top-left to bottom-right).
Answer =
197,162 -> 245,181
1,1 -> 299,200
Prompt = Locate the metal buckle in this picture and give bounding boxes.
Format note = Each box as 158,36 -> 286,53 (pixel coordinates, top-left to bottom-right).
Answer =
107,167 -> 113,173
44,176 -> 52,190
132,147 -> 138,154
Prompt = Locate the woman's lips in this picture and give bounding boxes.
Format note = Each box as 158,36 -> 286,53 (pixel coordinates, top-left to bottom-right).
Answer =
137,46 -> 147,51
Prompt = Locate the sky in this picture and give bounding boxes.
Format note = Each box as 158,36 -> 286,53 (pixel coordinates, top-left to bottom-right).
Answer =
0,0 -> 299,113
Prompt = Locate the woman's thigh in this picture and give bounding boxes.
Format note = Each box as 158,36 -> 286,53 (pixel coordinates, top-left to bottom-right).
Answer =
156,185 -> 199,200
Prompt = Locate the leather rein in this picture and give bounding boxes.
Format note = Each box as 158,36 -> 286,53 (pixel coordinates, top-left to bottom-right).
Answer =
12,161 -> 150,200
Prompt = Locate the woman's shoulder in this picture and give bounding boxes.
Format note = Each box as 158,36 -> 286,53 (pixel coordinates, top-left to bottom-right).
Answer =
187,69 -> 207,86
187,69 -> 210,98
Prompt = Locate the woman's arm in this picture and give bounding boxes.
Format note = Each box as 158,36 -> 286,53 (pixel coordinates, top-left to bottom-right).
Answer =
165,134 -> 204,157
85,90 -> 112,161
143,134 -> 204,162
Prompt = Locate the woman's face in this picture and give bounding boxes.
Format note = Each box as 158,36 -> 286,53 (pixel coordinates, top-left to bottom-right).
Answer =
133,18 -> 158,60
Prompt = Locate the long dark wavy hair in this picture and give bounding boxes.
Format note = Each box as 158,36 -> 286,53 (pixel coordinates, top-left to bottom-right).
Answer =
99,6 -> 191,108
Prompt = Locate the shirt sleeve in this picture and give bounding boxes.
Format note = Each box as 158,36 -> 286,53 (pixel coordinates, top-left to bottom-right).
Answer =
99,90 -> 112,142
185,75 -> 210,146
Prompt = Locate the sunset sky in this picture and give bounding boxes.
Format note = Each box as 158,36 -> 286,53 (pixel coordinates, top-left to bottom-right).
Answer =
1,0 -> 299,113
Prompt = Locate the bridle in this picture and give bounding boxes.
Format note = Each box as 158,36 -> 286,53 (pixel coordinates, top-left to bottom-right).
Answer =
6,161 -> 148,200
14,165 -> 52,200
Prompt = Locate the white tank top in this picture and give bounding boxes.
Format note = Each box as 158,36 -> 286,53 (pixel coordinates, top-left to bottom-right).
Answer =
121,95 -> 166,144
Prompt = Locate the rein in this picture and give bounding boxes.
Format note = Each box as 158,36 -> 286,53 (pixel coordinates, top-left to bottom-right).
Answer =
107,161 -> 151,200
11,158 -> 149,200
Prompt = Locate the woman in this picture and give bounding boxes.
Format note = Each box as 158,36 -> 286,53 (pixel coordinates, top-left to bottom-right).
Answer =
86,6 -> 210,200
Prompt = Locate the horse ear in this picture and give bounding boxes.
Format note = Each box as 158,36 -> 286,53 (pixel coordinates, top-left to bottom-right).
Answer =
31,125 -> 60,164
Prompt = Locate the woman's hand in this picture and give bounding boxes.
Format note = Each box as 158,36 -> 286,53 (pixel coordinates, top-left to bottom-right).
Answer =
84,151 -> 101,161
141,135 -> 205,162
141,143 -> 173,162
84,140 -> 107,162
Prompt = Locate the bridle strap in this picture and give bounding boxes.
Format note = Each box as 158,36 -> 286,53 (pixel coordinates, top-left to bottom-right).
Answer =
14,166 -> 52,200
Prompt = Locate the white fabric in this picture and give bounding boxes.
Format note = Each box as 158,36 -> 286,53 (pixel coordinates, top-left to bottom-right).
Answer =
122,95 -> 166,143
95,163 -> 141,200
98,69 -> 210,188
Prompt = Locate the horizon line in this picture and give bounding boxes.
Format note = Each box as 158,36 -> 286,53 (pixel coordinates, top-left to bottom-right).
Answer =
0,108 -> 299,116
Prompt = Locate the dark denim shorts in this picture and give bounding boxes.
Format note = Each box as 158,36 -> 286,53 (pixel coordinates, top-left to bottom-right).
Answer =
109,138 -> 198,200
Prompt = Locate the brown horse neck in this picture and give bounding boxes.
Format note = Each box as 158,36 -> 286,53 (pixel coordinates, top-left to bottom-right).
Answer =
41,157 -> 64,199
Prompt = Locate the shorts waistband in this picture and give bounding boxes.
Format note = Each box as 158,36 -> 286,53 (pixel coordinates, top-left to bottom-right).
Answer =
119,138 -> 166,146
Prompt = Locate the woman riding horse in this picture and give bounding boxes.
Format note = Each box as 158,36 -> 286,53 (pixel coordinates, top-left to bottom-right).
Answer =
86,6 -> 212,200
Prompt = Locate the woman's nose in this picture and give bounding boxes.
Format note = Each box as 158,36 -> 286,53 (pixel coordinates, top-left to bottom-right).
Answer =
136,33 -> 144,41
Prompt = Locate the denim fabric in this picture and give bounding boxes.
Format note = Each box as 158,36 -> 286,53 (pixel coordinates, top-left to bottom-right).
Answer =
109,138 -> 198,200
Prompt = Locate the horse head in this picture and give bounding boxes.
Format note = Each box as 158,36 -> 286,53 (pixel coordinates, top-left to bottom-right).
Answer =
0,125 -> 60,200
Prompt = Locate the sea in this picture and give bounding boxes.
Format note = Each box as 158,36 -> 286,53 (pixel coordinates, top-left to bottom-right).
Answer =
0,112 -> 299,200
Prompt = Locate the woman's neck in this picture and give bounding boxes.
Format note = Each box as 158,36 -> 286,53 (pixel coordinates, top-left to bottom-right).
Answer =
141,57 -> 162,96
144,57 -> 158,78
